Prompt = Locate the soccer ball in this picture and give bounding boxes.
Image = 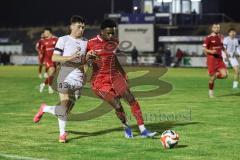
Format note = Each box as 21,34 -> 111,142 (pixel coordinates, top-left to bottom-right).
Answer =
160,130 -> 179,149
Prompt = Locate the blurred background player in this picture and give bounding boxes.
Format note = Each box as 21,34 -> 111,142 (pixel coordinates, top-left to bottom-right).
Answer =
33,15 -> 95,143
223,28 -> 240,89
87,19 -> 157,138
35,33 -> 46,79
203,23 -> 228,98
173,48 -> 184,67
39,28 -> 58,94
131,46 -> 139,65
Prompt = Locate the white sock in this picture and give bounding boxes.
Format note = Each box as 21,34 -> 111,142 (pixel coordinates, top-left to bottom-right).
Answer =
209,90 -> 214,95
58,118 -> 66,136
139,124 -> 146,133
233,81 -> 238,88
43,105 -> 56,115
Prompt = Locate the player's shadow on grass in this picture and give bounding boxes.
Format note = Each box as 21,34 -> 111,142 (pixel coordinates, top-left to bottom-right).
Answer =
66,121 -> 199,142
175,145 -> 188,149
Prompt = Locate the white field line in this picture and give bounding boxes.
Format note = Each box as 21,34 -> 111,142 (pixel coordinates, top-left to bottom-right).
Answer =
0,153 -> 48,160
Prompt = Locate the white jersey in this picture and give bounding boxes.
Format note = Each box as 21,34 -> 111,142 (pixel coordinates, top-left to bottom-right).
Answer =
54,35 -> 87,58
223,36 -> 239,57
54,35 -> 88,91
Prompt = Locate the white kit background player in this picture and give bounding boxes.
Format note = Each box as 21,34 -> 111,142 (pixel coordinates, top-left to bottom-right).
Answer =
33,15 -> 95,143
223,28 -> 240,89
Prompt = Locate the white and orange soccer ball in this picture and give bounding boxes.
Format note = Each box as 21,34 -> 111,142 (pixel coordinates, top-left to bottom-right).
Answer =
160,130 -> 179,149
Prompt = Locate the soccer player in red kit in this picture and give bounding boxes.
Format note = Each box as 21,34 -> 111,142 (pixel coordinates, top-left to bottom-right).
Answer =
35,33 -> 45,79
39,28 -> 58,94
203,23 -> 228,98
87,19 -> 157,138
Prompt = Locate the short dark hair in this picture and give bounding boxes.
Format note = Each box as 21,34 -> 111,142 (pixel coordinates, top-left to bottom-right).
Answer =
228,28 -> 236,33
212,23 -> 220,26
44,27 -> 52,33
100,19 -> 116,30
71,15 -> 85,24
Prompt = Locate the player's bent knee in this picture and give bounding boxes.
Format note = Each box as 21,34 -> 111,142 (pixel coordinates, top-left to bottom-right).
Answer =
48,67 -> 55,75
123,91 -> 135,103
59,99 -> 75,111
222,73 -> 228,79
55,105 -> 68,121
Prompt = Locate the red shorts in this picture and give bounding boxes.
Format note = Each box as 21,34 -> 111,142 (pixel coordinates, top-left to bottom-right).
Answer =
92,73 -> 128,101
207,55 -> 226,75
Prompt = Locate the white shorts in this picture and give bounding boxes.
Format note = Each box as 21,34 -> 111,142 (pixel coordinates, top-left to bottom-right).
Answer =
55,66 -> 85,94
229,57 -> 239,67
63,69 -> 85,90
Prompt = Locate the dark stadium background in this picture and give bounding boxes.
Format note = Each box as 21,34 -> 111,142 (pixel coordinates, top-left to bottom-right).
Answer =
0,0 -> 238,27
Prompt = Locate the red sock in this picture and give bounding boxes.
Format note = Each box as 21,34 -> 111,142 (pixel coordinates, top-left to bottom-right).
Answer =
130,101 -> 144,125
44,78 -> 48,85
209,82 -> 214,90
48,76 -> 54,85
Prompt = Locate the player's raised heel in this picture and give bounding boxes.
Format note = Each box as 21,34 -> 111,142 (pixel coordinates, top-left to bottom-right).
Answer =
33,103 -> 46,123
140,129 -> 157,138
59,133 -> 67,143
124,126 -> 133,138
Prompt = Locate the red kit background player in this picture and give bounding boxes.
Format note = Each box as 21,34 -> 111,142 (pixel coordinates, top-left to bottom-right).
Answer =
39,28 -> 58,94
203,23 -> 228,98
35,33 -> 45,79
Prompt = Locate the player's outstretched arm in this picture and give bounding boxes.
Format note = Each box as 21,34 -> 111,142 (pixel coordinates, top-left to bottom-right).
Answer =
86,50 -> 98,60
85,50 -> 99,65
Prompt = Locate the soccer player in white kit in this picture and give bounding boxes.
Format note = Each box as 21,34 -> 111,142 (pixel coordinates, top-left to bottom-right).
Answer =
223,28 -> 240,89
33,15 -> 95,143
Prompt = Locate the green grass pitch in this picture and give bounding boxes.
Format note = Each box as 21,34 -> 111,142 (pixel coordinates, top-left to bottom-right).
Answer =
0,66 -> 239,160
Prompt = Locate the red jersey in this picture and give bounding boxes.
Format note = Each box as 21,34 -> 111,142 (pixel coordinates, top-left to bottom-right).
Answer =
35,38 -> 44,53
87,35 -> 128,100
176,50 -> 184,59
203,33 -> 224,58
42,36 -> 58,62
87,35 -> 120,80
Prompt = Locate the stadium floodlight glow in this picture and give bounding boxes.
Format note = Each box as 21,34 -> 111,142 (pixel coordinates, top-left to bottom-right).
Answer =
133,6 -> 138,11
